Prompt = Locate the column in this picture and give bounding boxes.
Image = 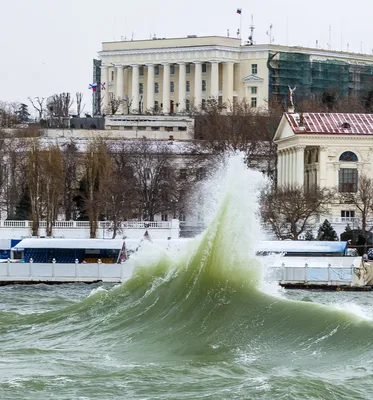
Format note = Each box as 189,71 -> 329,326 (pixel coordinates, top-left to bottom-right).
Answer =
284,149 -> 289,186
222,62 -> 234,105
210,61 -> 219,99
194,61 -> 202,108
131,64 -> 139,113
162,63 -> 170,114
319,146 -> 327,188
146,64 -> 154,111
277,150 -> 282,186
100,65 -> 109,112
289,148 -> 294,185
295,145 -> 305,185
178,62 -> 186,110
116,65 -> 124,99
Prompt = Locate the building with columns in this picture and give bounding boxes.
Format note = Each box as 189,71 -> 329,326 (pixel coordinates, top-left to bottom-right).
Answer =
274,112 -> 373,236
97,36 -> 373,116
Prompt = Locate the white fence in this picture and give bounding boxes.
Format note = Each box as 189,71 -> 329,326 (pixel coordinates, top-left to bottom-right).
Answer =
0,220 -> 179,240
0,260 -> 134,283
263,256 -> 370,287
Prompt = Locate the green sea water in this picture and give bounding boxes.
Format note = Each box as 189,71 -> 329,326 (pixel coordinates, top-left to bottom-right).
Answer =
1,155 -> 373,400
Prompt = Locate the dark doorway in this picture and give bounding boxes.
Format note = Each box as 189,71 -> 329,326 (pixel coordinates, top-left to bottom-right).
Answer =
170,100 -> 174,114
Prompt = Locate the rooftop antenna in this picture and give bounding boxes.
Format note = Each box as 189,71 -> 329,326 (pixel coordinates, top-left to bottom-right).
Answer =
227,28 -> 230,37
247,14 -> 255,45
347,42 -> 350,52
131,31 -> 134,41
327,25 -> 331,50
316,39 -> 319,48
266,23 -> 274,44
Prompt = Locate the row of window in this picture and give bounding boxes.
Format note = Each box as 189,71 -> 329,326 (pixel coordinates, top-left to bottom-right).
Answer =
110,63 -> 259,81
143,167 -> 206,180
139,80 -> 209,95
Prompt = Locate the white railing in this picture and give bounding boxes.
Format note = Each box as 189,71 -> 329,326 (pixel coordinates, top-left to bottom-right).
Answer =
0,220 -> 172,229
0,260 -> 134,283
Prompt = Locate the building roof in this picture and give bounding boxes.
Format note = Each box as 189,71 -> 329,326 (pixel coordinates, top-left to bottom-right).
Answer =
257,241 -> 348,254
285,113 -> 373,135
12,238 -> 124,250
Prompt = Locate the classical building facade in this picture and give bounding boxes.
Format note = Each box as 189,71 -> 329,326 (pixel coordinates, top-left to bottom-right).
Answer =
97,36 -> 373,115
274,112 -> 373,236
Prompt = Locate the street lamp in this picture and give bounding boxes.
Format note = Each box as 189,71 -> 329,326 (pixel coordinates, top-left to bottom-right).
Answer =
170,199 -> 178,219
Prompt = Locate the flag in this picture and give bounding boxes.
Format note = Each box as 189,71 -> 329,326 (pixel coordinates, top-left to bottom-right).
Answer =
89,83 -> 98,92
117,240 -> 128,263
237,8 -> 242,14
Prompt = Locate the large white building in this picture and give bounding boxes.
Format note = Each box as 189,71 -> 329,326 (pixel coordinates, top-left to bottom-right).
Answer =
274,112 -> 373,236
97,36 -> 373,115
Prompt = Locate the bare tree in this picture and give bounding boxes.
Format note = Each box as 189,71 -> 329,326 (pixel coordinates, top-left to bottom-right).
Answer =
40,144 -> 64,236
61,139 -> 79,220
103,142 -> 137,238
126,138 -> 175,221
28,97 -> 45,121
76,92 -> 85,117
81,138 -> 112,238
106,93 -> 122,115
0,101 -> 20,127
193,98 -> 279,178
48,93 -> 74,128
260,184 -> 333,240
123,94 -> 133,115
339,174 -> 373,251
26,138 -> 43,236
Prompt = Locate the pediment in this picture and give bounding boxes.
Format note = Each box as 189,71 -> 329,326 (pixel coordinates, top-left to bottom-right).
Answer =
241,74 -> 264,84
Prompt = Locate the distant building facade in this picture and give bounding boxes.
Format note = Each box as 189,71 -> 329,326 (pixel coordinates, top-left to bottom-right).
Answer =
274,112 -> 373,236
97,36 -> 373,114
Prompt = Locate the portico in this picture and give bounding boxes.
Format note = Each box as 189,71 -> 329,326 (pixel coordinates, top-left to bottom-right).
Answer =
97,36 -> 269,115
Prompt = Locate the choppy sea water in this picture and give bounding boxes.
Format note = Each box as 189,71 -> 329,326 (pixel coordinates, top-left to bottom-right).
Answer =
2,155 -> 373,400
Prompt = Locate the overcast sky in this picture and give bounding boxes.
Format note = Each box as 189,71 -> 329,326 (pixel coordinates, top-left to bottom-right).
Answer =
1,0 -> 372,115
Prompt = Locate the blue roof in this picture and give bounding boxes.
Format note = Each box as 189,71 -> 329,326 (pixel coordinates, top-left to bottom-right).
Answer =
257,241 -> 348,254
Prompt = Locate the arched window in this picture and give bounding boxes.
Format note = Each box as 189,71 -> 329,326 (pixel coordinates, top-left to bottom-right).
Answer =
339,151 -> 358,162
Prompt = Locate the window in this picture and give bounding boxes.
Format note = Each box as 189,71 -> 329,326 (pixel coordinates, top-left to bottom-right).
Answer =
339,168 -> 358,192
144,168 -> 151,179
139,66 -> 144,76
161,214 -> 168,221
185,99 -> 190,111
154,65 -> 160,76
202,63 -> 207,73
186,64 -> 191,74
170,81 -> 175,93
154,101 -> 159,112
251,86 -> 257,94
201,99 -> 206,110
170,64 -> 175,75
202,80 -> 207,92
339,151 -> 358,162
341,210 -> 355,218
111,70 -> 114,81
165,126 -> 174,132
186,81 -> 190,92
251,97 -> 257,108
151,126 -> 160,130
179,213 -> 186,222
178,126 -> 187,131
139,83 -> 144,94
179,169 -> 187,180
154,82 -> 159,94
196,167 -> 206,181
252,64 -> 258,75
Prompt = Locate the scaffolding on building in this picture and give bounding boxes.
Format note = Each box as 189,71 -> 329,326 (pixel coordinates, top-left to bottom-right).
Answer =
92,59 -> 102,116
268,51 -> 373,107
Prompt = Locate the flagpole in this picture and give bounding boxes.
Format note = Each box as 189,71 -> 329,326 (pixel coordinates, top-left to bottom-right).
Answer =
240,12 -> 242,41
